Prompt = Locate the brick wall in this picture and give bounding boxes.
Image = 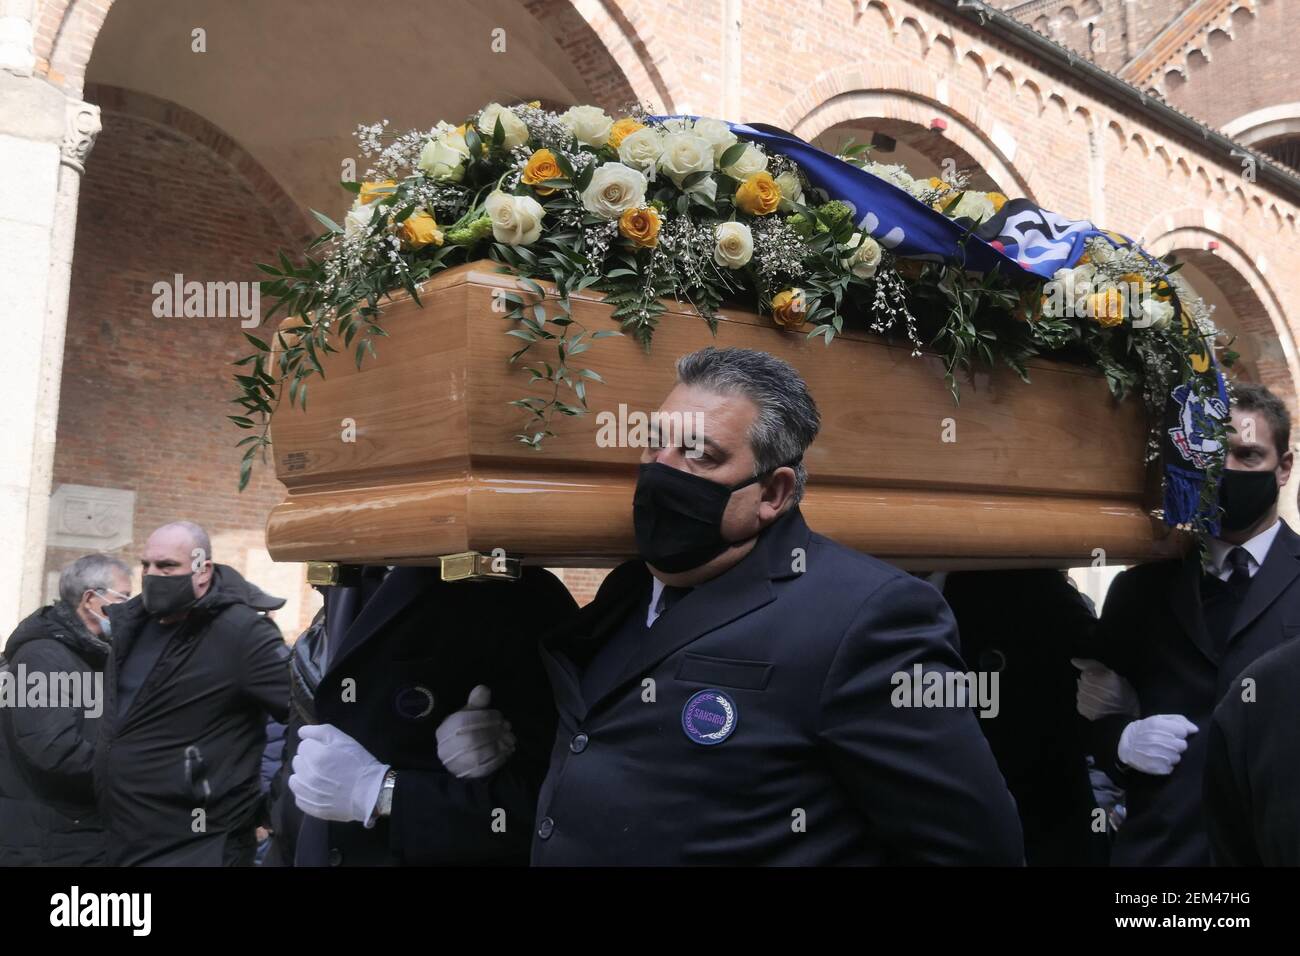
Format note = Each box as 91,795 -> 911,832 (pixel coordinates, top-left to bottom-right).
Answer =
47,100 -> 322,636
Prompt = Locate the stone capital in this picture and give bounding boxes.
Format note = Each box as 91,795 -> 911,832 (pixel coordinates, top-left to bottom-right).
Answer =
60,97 -> 100,173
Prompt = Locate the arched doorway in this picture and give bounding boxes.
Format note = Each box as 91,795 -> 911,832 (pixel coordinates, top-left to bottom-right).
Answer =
40,0 -> 656,628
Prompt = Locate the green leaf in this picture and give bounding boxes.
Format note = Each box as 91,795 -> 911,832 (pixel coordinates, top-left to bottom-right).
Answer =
311,209 -> 344,234
718,142 -> 748,171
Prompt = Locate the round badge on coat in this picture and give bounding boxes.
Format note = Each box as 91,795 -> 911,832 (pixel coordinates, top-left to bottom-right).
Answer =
681,689 -> 738,745
393,685 -> 435,720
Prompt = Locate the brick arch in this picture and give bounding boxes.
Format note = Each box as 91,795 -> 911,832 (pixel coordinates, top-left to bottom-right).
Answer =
35,0 -> 116,95
36,0 -> 676,112
522,0 -> 677,112
1143,217 -> 1300,403
779,79 -> 1038,201
84,83 -> 316,246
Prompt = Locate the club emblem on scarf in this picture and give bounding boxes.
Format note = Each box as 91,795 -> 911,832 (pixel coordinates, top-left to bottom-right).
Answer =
1167,382 -> 1227,470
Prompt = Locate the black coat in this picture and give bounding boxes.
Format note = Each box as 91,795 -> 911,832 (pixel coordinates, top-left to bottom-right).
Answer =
943,569 -> 1106,866
0,602 -> 109,865
295,566 -> 576,866
532,507 -> 1025,866
1089,520 -> 1300,866
93,565 -> 290,866
1204,637 -> 1300,866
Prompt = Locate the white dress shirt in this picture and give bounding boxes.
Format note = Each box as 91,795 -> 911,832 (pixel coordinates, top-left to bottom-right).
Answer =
646,577 -> 668,628
1207,518 -> 1281,581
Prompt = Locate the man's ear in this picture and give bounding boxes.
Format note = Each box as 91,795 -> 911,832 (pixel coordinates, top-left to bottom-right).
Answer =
760,466 -> 797,518
1278,447 -> 1294,487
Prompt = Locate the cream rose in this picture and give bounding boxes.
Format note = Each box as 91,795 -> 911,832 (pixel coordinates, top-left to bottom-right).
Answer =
344,198 -> 381,240
713,221 -> 754,269
774,170 -> 805,210
485,190 -> 545,245
723,143 -> 768,179
692,118 -> 738,161
417,132 -> 470,182
477,103 -> 529,149
1138,296 -> 1175,330
559,105 -> 614,148
581,162 -> 648,219
617,127 -> 664,175
841,233 -> 882,279
950,192 -> 996,223
658,132 -> 714,186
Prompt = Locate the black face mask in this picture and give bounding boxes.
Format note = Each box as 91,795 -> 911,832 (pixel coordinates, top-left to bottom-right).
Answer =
142,572 -> 197,617
1218,468 -> 1279,533
632,457 -> 801,573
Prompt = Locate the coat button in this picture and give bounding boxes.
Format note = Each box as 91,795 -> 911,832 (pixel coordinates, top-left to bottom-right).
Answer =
328,848 -> 343,866
569,732 -> 589,753
538,817 -> 555,840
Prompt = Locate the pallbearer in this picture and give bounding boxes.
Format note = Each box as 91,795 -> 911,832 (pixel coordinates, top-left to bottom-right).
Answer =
530,347 -> 1024,865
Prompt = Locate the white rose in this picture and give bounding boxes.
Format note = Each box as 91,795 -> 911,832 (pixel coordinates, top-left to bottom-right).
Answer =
658,132 -> 714,186
723,143 -> 768,179
617,127 -> 664,175
1044,264 -> 1096,316
485,190 -> 545,246
581,162 -> 648,219
692,118 -> 738,160
774,170 -> 804,210
867,162 -> 919,194
344,198 -> 381,240
559,105 -> 614,148
713,221 -> 753,269
950,191 -> 996,223
477,103 -> 529,149
1138,296 -> 1175,330
417,134 -> 469,182
841,233 -> 882,279
659,117 -> 695,135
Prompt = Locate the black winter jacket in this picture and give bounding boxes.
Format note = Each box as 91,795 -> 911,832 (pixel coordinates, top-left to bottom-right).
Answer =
0,601 -> 110,865
93,566 -> 291,866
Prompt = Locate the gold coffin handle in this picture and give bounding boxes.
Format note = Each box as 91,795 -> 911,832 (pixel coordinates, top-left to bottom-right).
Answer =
439,551 -> 522,583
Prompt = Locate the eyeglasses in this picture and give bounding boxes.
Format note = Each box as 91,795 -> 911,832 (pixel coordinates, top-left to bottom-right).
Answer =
93,587 -> 131,602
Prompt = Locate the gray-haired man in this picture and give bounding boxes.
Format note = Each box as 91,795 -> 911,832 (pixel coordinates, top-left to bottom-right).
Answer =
531,346 -> 1023,865
0,553 -> 131,864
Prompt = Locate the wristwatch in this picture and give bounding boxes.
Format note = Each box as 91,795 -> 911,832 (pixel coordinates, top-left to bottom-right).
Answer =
376,768 -> 398,819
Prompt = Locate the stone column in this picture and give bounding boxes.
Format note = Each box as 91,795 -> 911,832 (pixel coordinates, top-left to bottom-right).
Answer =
0,9 -> 100,636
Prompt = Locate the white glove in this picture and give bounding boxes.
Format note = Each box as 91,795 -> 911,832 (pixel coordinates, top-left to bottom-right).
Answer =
1117,714 -> 1199,775
436,685 -> 517,779
1071,658 -> 1140,721
289,723 -> 390,826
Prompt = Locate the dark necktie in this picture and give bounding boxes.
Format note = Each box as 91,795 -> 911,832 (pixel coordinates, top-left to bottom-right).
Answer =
1201,547 -> 1253,654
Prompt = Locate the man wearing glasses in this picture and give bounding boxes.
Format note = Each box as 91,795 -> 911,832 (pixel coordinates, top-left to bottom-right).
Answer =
0,553 -> 132,865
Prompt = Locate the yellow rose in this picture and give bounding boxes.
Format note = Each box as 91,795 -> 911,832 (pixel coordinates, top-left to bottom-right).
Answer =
771,288 -> 808,329
522,148 -> 564,196
608,117 -> 646,149
987,191 -> 1008,212
359,179 -> 396,205
1086,288 -> 1125,328
1118,272 -> 1149,292
527,100 -> 542,109
618,206 -> 660,248
735,171 -> 781,216
399,209 -> 443,250
1078,252 -> 1092,265
928,176 -> 954,194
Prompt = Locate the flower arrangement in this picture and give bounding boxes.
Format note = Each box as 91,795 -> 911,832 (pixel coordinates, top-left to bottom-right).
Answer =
235,100 -> 1233,542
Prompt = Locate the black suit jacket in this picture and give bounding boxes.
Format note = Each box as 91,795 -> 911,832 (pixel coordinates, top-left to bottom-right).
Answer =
943,569 -> 1104,866
532,507 -> 1024,866
297,566 -> 576,866
1090,520 -> 1300,866
1204,637 -> 1300,866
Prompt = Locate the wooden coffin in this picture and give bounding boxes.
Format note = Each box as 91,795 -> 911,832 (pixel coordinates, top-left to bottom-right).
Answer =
265,261 -> 1186,569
